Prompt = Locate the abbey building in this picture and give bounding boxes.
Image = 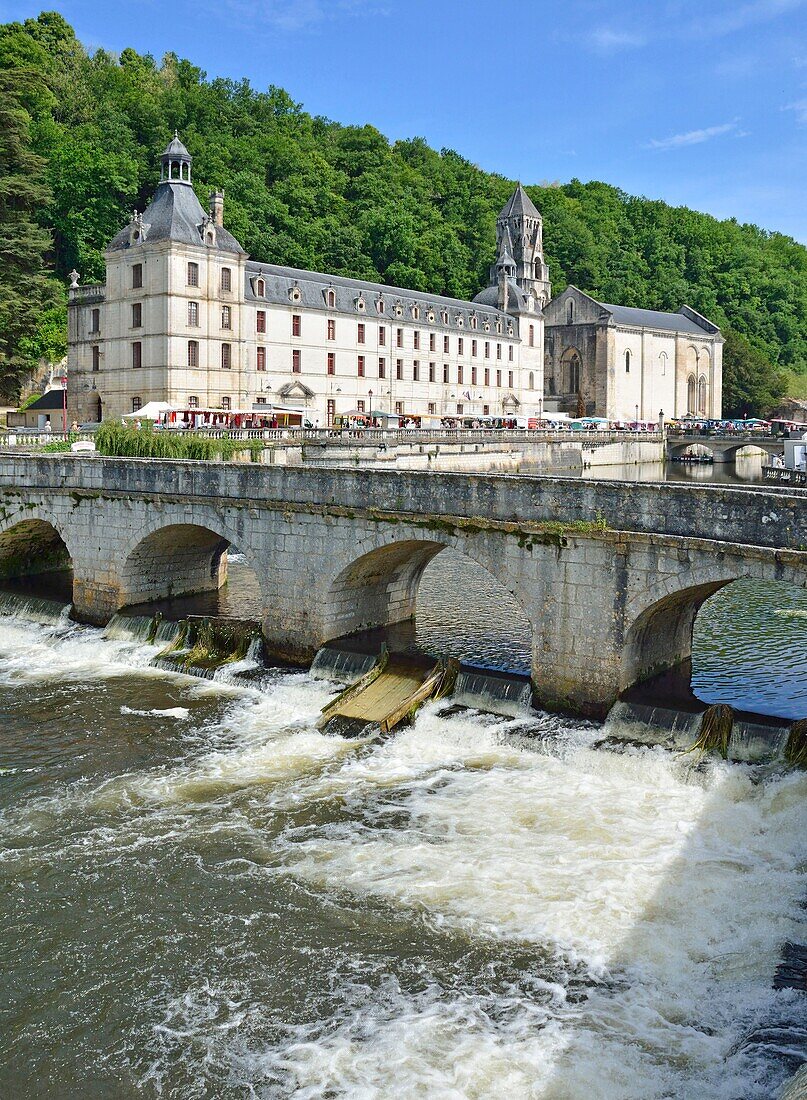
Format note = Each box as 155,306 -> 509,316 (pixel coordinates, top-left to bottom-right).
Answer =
67,136 -> 723,425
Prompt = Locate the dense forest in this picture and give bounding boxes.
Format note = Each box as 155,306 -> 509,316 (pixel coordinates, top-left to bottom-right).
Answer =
1,10 -> 805,413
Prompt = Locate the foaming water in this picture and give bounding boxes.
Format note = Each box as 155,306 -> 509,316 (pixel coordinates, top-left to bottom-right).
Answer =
0,606 -> 805,1098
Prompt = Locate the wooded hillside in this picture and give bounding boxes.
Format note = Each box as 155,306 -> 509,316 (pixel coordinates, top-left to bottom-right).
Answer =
1,10 -> 805,413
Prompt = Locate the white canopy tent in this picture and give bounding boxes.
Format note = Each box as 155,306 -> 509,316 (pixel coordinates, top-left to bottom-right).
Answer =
122,401 -> 172,420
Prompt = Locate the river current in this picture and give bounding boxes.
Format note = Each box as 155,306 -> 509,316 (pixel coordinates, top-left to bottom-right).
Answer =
1,550 -> 806,1098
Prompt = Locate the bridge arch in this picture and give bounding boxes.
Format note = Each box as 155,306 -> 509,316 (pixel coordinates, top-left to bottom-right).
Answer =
0,516 -> 73,585
118,518 -> 262,610
320,534 -> 533,660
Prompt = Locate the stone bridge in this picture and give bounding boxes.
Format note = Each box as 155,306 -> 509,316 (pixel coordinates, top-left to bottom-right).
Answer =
0,456 -> 804,718
667,432 -> 784,464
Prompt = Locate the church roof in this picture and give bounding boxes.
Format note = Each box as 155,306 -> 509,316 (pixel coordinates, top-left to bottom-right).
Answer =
498,183 -> 541,221
598,301 -> 716,335
162,133 -> 191,159
106,181 -> 245,254
472,279 -> 529,312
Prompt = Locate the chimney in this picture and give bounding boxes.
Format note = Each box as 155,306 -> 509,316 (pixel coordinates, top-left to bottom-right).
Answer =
209,190 -> 224,227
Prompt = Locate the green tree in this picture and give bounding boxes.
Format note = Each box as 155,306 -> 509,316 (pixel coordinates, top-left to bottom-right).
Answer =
0,71 -> 57,399
721,330 -> 786,417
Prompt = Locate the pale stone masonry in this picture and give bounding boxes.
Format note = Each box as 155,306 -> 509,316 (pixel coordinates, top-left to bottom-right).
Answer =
0,457 -> 802,717
66,135 -> 722,426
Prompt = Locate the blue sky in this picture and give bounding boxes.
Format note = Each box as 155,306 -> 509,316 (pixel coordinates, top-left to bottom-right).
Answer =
3,0 -> 807,241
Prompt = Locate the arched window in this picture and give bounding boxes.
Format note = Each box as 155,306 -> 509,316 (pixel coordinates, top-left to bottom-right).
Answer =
659,350 -> 667,376
327,289 -> 336,308
256,279 -> 265,297
529,324 -> 534,347
625,349 -> 631,373
567,299 -> 574,324
687,375 -> 696,415
698,375 -> 707,415
528,371 -> 535,390
561,348 -> 582,394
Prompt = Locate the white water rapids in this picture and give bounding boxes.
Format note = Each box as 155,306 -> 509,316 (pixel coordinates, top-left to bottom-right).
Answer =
0,610 -> 804,1099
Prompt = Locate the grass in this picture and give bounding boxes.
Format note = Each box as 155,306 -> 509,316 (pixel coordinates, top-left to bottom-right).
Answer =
95,422 -> 260,462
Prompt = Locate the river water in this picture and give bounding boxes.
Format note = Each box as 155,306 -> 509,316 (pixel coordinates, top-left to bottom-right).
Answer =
1,545 -> 806,1099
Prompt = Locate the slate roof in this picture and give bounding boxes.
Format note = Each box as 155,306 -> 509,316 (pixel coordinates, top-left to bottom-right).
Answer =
20,389 -> 65,411
162,134 -> 191,159
598,302 -> 715,335
472,279 -> 530,313
106,181 -> 245,254
498,184 -> 541,221
245,262 -> 517,334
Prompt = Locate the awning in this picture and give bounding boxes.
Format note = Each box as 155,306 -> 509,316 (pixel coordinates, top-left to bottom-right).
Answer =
122,401 -> 172,419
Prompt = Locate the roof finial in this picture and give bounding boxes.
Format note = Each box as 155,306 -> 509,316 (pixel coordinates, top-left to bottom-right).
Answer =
174,128 -> 179,139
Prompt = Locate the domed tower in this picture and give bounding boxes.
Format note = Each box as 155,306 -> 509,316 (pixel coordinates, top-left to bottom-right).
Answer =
160,131 -> 193,184
491,184 -> 551,307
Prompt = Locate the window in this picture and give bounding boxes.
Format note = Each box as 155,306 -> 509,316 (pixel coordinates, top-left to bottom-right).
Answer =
470,316 -> 477,331
413,360 -> 420,381
483,404 -> 490,416
458,337 -> 464,355
485,342 -> 490,359
132,264 -> 143,289
528,325 -> 534,348
456,403 -> 464,415
327,319 -> 336,341
379,327 -> 386,346
472,339 -> 477,357
221,305 -> 231,330
496,370 -> 502,387
625,349 -> 631,373
429,362 -> 436,382
378,357 -> 386,379
660,351 -> 667,376
457,365 -> 463,384
698,376 -> 707,415
358,322 -> 366,344
395,401 -> 404,415
687,375 -> 696,415
327,289 -> 336,307
292,349 -> 301,373
221,267 -> 231,292
565,352 -> 582,393
92,345 -> 100,372
187,262 -> 199,287
484,368 -> 490,385
132,341 -> 142,369
327,352 -> 336,375
357,400 -> 365,413
508,371 -> 514,388
221,343 -> 231,369
497,343 -> 502,360
443,363 -> 449,383
326,398 -> 335,426
255,397 -> 267,405
413,330 -> 420,350
188,301 -> 199,327
132,303 -> 142,328
567,300 -> 574,324
256,279 -> 265,297
443,335 -> 449,354
357,355 -> 365,377
429,333 -> 436,352
509,345 -> 514,362
292,314 -> 301,337
132,396 -> 141,412
222,396 -> 231,410
428,402 -> 436,414
412,306 -> 420,320
256,310 -> 266,333
188,395 -> 198,409
528,371 -> 534,390
396,359 -> 403,380
188,340 -> 199,368
257,346 -> 267,372
471,366 -> 477,385
396,328 -> 403,348
90,307 -> 100,333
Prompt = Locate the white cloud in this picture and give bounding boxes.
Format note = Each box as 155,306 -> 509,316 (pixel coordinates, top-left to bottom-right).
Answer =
216,0 -> 389,32
694,0 -> 805,38
784,98 -> 807,122
645,120 -> 743,150
588,27 -> 646,53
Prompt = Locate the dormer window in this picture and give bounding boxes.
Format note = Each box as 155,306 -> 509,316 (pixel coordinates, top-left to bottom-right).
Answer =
289,283 -> 301,303
412,305 -> 420,320
256,278 -> 265,297
483,320 -> 491,332
376,297 -> 385,313
427,310 -> 435,323
440,310 -> 448,324
206,230 -> 215,245
355,295 -> 366,312
470,315 -> 477,330
495,321 -> 502,333
394,302 -> 403,317
457,315 -> 464,327
326,287 -> 336,308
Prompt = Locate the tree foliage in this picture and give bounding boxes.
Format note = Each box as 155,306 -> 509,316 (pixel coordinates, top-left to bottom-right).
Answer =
1,10 -> 805,412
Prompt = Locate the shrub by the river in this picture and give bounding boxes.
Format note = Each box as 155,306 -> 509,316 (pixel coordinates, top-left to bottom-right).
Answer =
95,422 -> 260,462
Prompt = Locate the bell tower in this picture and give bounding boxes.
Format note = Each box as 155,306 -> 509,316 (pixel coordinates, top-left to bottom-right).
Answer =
492,184 -> 551,307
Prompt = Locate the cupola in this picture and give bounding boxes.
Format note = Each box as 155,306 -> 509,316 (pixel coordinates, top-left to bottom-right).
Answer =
160,131 -> 192,184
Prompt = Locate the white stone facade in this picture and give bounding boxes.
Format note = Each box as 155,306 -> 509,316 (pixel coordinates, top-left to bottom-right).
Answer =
66,137 -> 722,426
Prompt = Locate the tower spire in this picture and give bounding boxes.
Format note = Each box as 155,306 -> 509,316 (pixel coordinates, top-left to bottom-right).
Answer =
489,183 -> 551,305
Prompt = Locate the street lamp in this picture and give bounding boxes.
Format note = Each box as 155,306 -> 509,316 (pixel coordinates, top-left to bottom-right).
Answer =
368,388 -> 373,426
635,403 -> 639,426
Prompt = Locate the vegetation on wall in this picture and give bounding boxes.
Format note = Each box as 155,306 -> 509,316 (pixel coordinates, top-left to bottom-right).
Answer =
0,10 -> 805,412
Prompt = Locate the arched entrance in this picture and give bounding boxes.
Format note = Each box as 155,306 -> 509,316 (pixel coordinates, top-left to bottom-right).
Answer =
0,519 -> 73,602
